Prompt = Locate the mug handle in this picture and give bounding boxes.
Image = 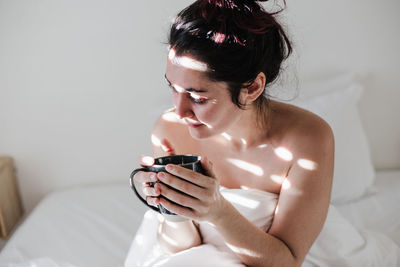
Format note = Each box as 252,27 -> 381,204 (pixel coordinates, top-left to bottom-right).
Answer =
130,168 -> 160,213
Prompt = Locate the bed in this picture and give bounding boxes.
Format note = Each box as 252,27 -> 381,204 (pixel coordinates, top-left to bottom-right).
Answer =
0,171 -> 398,267
1,74 -> 399,266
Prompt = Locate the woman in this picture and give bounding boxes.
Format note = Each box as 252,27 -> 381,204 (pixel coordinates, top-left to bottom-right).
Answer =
127,0 -> 334,266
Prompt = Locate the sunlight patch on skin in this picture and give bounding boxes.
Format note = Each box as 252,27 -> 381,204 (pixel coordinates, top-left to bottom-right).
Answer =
297,159 -> 318,171
226,158 -> 264,176
151,134 -> 162,147
168,49 -> 208,72
168,48 -> 176,60
282,178 -> 291,190
240,138 -> 247,145
161,112 -> 185,124
226,243 -> 263,259
281,178 -> 303,196
274,205 -> 279,215
189,92 -> 205,101
142,156 -> 154,166
173,83 -> 186,93
274,147 -> 293,161
257,144 -> 268,149
221,132 -> 232,141
240,185 -> 250,190
223,192 -> 260,209
270,174 -> 285,185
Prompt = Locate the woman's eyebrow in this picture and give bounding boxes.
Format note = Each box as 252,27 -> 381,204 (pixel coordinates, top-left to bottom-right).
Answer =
164,74 -> 208,93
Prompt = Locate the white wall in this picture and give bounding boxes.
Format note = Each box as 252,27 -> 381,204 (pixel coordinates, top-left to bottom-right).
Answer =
1,0 -> 399,213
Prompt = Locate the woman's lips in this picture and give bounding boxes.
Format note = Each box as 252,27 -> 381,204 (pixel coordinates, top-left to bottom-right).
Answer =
188,123 -> 203,128
185,120 -> 203,128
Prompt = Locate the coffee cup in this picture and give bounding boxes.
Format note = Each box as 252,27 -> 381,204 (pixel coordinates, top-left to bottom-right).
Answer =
130,154 -> 204,222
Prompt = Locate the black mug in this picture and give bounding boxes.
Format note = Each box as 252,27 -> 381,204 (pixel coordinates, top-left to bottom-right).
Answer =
130,154 -> 204,222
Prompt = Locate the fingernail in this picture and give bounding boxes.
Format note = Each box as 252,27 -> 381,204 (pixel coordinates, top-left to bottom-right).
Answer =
166,164 -> 173,172
150,173 -> 156,181
158,172 -> 165,179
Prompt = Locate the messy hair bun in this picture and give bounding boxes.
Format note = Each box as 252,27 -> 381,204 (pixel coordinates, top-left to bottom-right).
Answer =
168,0 -> 292,113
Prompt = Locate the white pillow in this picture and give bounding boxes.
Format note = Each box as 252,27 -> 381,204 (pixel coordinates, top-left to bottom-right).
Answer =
273,73 -> 375,204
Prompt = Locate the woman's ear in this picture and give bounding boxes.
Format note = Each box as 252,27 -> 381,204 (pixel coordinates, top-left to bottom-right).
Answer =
240,72 -> 266,106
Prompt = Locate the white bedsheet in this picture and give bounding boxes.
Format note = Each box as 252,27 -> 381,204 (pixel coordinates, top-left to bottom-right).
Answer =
124,187 -> 279,267
0,171 -> 399,267
0,184 -> 147,267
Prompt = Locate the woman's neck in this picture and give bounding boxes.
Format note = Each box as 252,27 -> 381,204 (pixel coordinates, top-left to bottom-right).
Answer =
217,103 -> 271,152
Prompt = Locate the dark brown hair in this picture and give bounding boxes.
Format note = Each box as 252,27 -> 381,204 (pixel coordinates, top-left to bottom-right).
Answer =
168,0 -> 292,126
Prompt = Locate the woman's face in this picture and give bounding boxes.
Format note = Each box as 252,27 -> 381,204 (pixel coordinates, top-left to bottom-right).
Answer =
165,51 -> 244,140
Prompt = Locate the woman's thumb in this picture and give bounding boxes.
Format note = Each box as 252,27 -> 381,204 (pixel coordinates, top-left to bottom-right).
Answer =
139,155 -> 155,167
201,156 -> 215,178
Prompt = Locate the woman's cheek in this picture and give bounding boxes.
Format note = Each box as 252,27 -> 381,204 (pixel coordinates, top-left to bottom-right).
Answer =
197,105 -> 217,126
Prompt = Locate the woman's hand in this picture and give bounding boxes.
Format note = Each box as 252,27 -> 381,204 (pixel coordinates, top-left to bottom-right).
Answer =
154,157 -> 228,223
133,138 -> 175,208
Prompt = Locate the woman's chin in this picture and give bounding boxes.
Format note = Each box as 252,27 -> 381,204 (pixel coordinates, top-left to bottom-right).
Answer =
188,125 -> 214,140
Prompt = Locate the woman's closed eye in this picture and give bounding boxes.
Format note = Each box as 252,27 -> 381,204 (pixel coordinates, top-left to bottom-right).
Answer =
169,84 -> 208,104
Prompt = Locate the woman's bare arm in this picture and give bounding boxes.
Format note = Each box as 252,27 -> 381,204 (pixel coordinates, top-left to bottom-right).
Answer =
150,115 -> 202,254
209,118 -> 334,266
156,117 -> 334,266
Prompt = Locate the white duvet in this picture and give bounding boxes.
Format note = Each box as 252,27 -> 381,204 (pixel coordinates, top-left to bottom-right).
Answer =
1,179 -> 399,267
125,187 -> 400,267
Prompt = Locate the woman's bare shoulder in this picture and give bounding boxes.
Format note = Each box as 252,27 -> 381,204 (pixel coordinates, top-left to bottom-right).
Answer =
271,100 -> 334,154
152,108 -> 191,147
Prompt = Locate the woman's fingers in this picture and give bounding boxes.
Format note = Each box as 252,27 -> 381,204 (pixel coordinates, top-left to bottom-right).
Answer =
146,196 -> 160,207
156,180 -> 200,207
142,183 -> 161,196
164,164 -> 217,188
200,156 -> 216,178
156,172 -> 204,199
158,197 -> 196,219
142,183 -> 161,208
134,170 -> 157,183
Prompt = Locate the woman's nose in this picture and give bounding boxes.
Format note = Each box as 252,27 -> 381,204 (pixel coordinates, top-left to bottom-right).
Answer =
174,93 -> 193,119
